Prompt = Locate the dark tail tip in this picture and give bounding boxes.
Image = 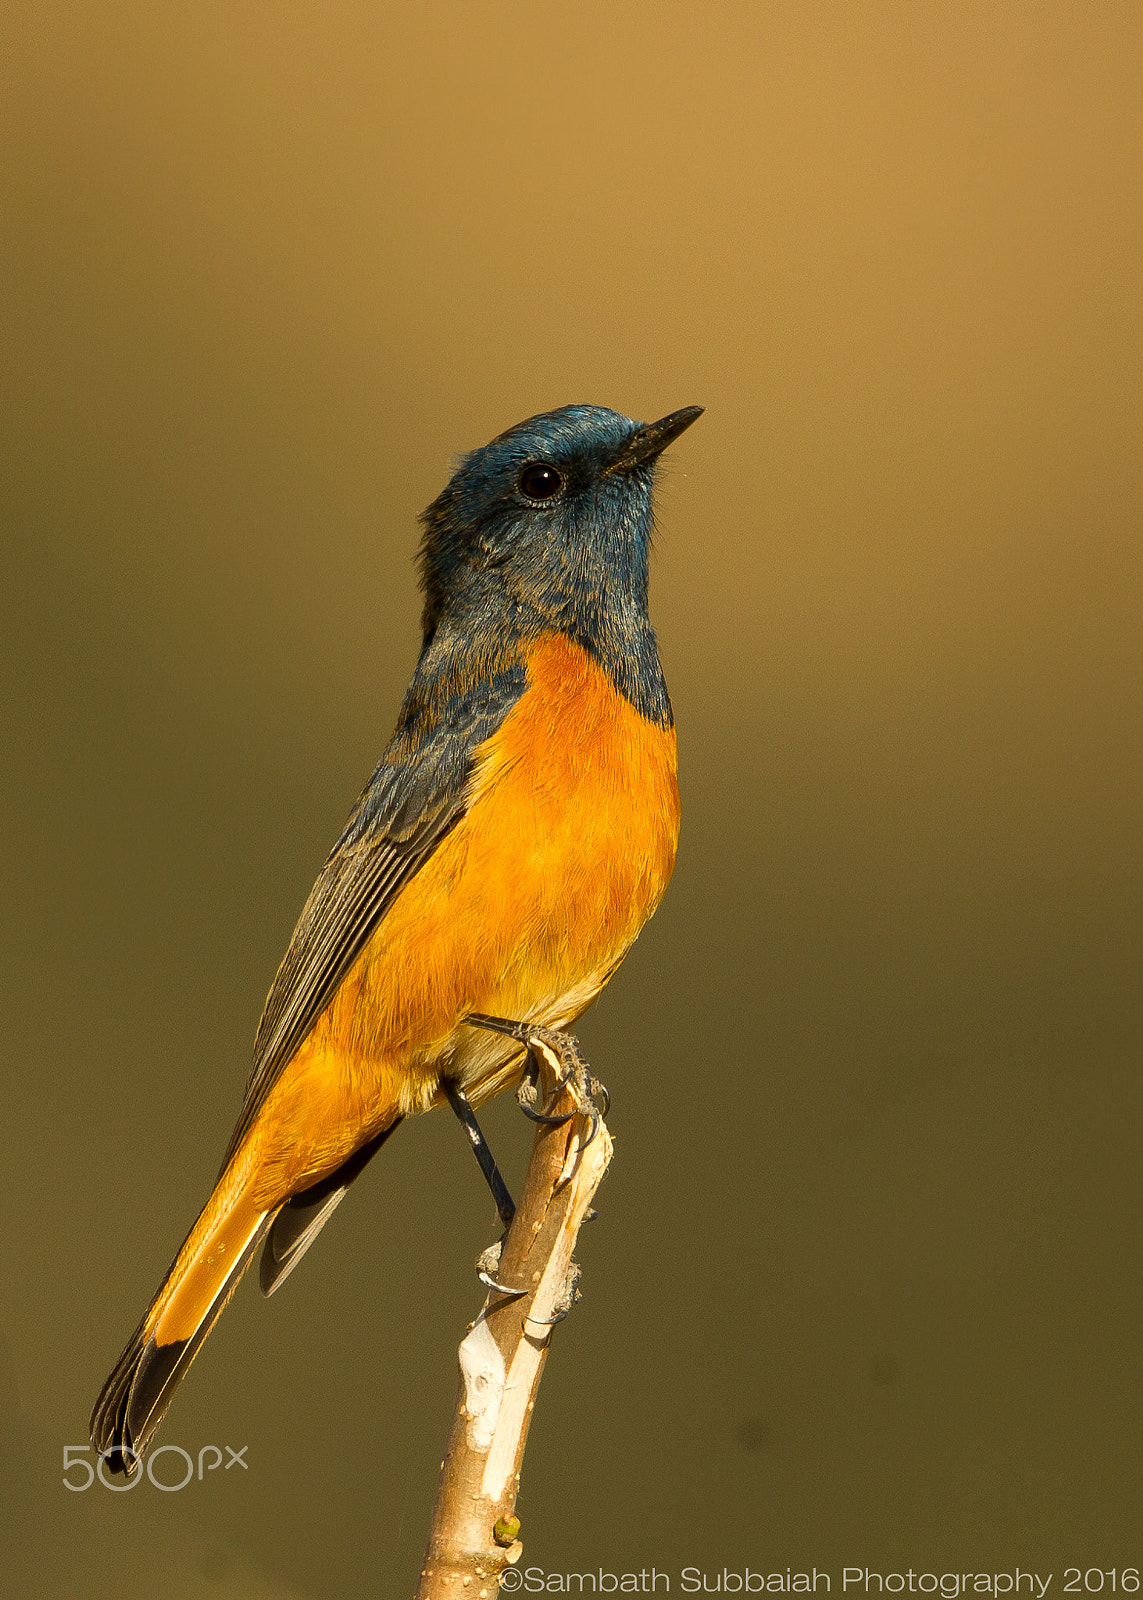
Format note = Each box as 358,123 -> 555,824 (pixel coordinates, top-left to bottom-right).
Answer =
89,1323 -> 149,1479
91,1329 -> 191,1478
90,1215 -> 272,1476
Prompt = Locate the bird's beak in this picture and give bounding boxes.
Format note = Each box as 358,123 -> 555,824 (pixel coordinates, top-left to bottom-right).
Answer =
605,406 -> 705,474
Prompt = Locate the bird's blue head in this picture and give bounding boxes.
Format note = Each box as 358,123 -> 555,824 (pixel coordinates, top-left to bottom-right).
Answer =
417,403 -> 702,723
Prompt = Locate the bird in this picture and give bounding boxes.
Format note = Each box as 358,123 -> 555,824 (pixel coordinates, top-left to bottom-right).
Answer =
90,400 -> 702,1476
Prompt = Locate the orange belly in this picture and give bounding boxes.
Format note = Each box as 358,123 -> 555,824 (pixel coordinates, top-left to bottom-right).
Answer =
243,633 -> 679,1205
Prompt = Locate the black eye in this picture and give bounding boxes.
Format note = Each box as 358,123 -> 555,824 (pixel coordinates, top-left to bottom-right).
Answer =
518,462 -> 564,501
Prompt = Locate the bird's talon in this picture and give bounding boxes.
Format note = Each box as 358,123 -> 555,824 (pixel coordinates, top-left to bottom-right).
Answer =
479,1270 -> 527,1298
520,1101 -> 575,1127
525,1306 -> 571,1328
475,1239 -> 527,1299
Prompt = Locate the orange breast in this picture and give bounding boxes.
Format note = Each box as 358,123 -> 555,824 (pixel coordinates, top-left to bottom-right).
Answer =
246,633 -> 679,1200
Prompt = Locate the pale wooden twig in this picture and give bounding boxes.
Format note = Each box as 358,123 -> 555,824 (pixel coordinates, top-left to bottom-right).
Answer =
415,1041 -> 613,1598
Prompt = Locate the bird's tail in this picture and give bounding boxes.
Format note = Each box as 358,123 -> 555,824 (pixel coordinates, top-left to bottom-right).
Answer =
90,1168 -> 274,1478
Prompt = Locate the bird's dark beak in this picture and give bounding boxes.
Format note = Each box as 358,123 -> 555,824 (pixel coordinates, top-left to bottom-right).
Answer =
605,406 -> 704,474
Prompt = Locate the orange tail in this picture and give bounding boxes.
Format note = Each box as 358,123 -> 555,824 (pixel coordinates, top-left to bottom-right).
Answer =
90,1120 -> 401,1476
90,1171 -> 274,1477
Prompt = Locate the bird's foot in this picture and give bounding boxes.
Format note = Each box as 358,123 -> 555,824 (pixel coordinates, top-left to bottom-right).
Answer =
516,1026 -> 609,1152
466,1014 -> 609,1144
476,1237 -> 584,1325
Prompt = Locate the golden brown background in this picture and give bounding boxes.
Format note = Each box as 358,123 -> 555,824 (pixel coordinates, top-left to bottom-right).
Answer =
2,2 -> 1140,1594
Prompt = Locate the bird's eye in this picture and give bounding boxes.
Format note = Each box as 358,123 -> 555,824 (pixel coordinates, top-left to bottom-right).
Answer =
518,462 -> 564,502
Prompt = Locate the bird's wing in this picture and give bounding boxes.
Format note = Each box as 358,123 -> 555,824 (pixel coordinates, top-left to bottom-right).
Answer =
218,665 -> 527,1172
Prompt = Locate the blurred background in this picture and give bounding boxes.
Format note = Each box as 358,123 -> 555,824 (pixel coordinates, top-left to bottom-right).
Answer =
2,2 -> 1140,1594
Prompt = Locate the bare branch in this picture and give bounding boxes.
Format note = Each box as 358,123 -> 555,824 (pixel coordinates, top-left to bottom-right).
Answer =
416,1049 -> 613,1598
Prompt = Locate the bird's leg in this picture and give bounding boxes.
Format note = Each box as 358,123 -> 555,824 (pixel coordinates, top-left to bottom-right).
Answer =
441,1079 -> 527,1299
465,1014 -> 610,1146
442,1078 -> 517,1227
462,1016 -> 610,1321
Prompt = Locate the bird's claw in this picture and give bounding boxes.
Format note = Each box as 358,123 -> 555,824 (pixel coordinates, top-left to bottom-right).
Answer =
478,1270 -> 526,1297
580,1103 -> 601,1150
475,1238 -> 527,1300
518,1093 -> 576,1128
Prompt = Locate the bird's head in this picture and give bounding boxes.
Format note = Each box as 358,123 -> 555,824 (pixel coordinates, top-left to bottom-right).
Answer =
418,403 -> 702,640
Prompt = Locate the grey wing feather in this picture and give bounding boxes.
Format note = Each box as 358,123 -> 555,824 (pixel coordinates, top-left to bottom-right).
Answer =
258,1188 -> 345,1297
258,1117 -> 403,1296
218,793 -> 463,1173
218,656 -> 530,1178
